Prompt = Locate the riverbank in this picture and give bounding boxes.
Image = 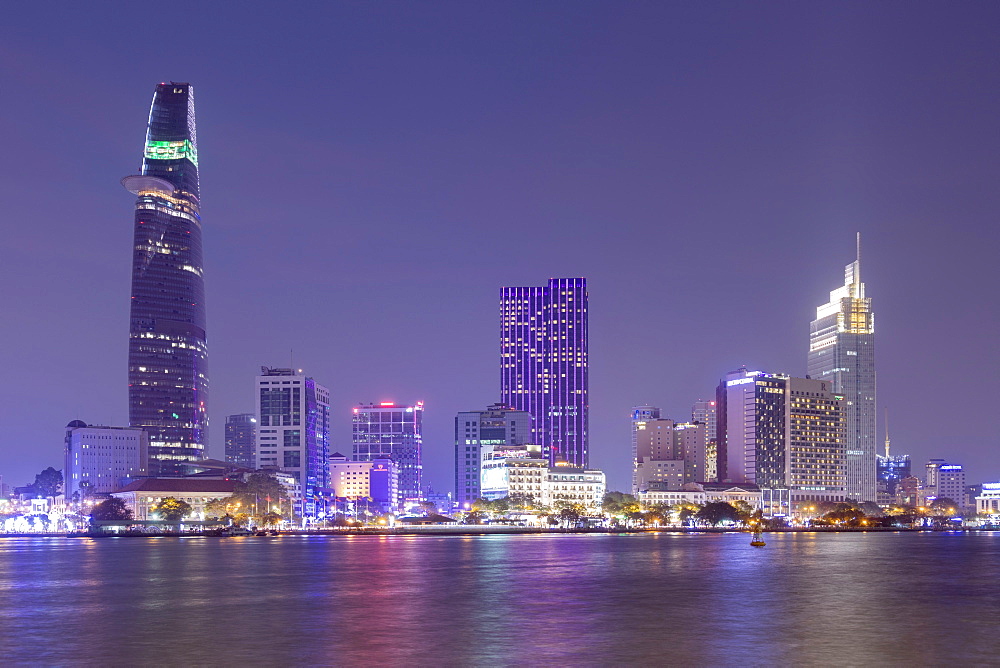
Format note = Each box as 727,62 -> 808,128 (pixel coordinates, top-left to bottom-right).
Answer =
0,525 -> 987,538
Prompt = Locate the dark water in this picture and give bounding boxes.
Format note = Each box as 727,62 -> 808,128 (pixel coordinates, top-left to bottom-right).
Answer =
1,532 -> 998,666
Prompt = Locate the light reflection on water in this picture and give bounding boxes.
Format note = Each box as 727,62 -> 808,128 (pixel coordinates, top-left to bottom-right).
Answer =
0,532 -> 996,665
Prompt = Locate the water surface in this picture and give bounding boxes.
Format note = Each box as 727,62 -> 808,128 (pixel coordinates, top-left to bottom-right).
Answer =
0,532 -> 996,665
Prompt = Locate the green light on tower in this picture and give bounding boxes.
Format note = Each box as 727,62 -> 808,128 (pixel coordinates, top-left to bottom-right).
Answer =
144,139 -> 198,166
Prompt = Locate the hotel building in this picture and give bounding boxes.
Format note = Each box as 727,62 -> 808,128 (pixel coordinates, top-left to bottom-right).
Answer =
500,278 -> 588,467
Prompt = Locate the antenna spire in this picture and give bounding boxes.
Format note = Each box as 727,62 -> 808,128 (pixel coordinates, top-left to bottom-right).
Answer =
883,407 -> 890,458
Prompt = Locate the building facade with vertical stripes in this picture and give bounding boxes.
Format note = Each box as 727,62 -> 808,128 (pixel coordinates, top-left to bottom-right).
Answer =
500,278 -> 588,467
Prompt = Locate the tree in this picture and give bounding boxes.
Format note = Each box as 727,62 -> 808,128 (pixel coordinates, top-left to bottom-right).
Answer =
152,497 -> 192,522
602,491 -> 639,516
26,467 -> 63,498
930,498 -> 959,515
695,502 -> 741,526
558,506 -> 582,527
418,500 -> 437,515
820,503 -> 866,526
463,510 -> 486,525
91,497 -> 133,522
232,473 -> 289,520
204,496 -> 235,520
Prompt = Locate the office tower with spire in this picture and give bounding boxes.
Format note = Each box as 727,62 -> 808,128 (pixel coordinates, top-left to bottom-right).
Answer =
876,411 -> 910,503
123,82 -> 208,475
500,278 -> 588,467
808,236 -> 876,501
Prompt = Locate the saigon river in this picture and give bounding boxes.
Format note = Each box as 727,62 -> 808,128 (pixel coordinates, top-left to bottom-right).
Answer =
0,531 -> 996,665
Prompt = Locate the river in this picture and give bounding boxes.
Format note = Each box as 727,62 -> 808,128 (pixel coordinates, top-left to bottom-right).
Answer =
0,531 -> 996,665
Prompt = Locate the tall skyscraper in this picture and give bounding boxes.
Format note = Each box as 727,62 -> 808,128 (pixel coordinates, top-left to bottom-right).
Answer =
224,413 -> 257,469
353,402 -> 424,507
255,367 -> 330,516
691,399 -> 718,482
716,368 -> 846,510
500,278 -> 588,467
808,235 -> 876,501
123,82 -> 208,475
455,403 -> 533,507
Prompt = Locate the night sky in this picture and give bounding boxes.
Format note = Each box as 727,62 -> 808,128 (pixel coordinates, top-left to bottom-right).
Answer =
1,2 -> 998,493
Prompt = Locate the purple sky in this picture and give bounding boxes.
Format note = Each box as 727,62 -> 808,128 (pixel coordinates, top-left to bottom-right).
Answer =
1,2 -> 998,492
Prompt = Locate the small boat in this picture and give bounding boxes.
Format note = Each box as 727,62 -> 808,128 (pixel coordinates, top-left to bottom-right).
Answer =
750,527 -> 766,547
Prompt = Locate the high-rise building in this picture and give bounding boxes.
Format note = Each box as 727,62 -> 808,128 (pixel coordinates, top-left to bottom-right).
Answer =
500,278 -> 588,467
691,399 -> 718,482
123,82 -> 208,476
716,368 -> 846,510
630,406 -> 660,494
925,459 -> 966,505
808,236 -> 876,501
634,419 -> 707,493
455,403 -> 532,508
254,367 -> 330,517
224,413 -> 257,469
353,402 -> 424,507
64,421 -> 148,499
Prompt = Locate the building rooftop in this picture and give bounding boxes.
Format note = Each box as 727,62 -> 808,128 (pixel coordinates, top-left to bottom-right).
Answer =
113,479 -> 238,494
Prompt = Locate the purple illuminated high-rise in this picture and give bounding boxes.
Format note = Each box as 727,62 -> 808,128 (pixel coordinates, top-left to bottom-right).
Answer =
122,82 -> 208,475
500,278 -> 588,467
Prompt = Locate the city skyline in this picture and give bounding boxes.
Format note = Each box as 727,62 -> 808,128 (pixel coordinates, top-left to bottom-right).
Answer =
1,3 -> 998,493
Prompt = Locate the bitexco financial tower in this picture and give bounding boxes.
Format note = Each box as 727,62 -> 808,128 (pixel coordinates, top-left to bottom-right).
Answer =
122,82 -> 208,475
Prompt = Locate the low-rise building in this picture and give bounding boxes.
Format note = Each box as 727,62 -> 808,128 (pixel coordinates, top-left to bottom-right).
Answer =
111,479 -> 237,520
64,421 -> 148,499
481,446 -> 606,511
976,483 -> 1000,516
329,453 -> 398,513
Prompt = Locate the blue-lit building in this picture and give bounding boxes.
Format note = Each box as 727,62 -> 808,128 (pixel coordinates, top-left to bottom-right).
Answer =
123,82 -> 208,475
353,402 -> 424,506
500,278 -> 588,467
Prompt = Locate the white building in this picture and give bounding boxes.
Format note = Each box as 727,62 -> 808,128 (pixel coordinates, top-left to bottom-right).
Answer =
329,453 -> 398,513
64,421 -> 148,499
111,479 -> 237,521
925,460 -> 966,506
976,483 -> 1000,515
481,446 -> 606,512
255,367 -> 330,517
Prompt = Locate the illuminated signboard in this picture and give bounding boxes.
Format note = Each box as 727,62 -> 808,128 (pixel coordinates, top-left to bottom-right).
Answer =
144,139 -> 198,166
940,465 -> 962,470
726,377 -> 754,387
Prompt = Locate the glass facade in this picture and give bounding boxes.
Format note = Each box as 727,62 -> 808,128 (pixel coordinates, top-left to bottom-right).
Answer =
124,82 -> 208,475
224,413 -> 257,470
352,403 -> 423,507
500,278 -> 588,467
807,238 -> 876,501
